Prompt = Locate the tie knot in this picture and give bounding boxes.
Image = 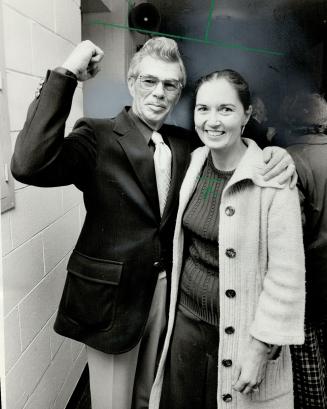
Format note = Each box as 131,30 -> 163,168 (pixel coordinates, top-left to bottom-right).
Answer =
151,131 -> 164,145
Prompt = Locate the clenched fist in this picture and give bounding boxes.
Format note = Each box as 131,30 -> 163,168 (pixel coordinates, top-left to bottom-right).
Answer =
62,40 -> 104,81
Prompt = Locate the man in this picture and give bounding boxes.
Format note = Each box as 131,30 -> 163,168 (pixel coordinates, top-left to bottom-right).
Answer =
285,92 -> 327,409
243,95 -> 277,147
11,37 -> 295,409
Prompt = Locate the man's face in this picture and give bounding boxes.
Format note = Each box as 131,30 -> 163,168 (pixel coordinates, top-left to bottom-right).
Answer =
128,56 -> 183,130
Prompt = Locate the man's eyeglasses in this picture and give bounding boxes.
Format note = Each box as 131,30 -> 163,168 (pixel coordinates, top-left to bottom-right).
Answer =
137,75 -> 182,94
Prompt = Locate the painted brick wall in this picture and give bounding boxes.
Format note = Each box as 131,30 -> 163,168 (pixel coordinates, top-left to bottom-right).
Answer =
1,1 -> 88,408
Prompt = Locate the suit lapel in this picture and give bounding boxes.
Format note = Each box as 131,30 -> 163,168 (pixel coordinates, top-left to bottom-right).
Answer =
114,109 -> 160,219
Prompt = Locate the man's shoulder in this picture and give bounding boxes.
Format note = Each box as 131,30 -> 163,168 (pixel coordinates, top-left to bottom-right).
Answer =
163,123 -> 189,134
74,116 -> 116,131
287,137 -> 327,160
162,124 -> 201,148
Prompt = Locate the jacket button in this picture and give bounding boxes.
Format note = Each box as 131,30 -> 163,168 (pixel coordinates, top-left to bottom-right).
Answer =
225,206 -> 235,216
222,394 -> 232,402
225,326 -> 235,335
222,359 -> 233,367
225,248 -> 236,258
225,289 -> 236,298
153,261 -> 161,268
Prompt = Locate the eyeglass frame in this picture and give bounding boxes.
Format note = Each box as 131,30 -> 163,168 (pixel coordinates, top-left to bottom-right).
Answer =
135,74 -> 183,94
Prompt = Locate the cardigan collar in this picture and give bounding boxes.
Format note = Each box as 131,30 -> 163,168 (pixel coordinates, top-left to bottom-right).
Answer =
188,138 -> 286,194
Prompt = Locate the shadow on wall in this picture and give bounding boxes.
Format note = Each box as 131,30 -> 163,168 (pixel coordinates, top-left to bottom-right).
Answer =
83,80 -> 132,119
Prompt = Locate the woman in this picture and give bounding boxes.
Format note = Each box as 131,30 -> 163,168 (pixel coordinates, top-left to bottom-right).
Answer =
149,70 -> 305,409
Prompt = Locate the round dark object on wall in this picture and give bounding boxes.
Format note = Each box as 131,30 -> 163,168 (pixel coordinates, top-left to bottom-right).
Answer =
128,3 -> 161,33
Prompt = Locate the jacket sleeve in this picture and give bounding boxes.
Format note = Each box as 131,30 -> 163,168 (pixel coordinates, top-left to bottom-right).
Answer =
11,70 -> 97,190
250,186 -> 306,345
287,147 -> 311,227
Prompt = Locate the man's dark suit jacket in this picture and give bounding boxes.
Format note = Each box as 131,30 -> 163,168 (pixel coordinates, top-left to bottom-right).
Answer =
11,70 -> 196,354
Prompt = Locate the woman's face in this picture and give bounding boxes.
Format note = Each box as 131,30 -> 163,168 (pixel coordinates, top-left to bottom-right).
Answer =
194,78 -> 252,153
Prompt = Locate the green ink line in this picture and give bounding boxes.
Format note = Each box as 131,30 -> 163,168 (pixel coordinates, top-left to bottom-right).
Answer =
91,20 -> 284,56
202,185 -> 215,200
127,0 -> 134,12
204,0 -> 216,41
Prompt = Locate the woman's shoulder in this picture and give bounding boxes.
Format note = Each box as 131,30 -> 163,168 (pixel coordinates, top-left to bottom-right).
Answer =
189,146 -> 209,165
234,139 -> 282,190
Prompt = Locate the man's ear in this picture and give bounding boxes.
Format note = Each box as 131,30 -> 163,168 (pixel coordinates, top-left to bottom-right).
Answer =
127,77 -> 135,98
243,105 -> 253,126
174,90 -> 182,106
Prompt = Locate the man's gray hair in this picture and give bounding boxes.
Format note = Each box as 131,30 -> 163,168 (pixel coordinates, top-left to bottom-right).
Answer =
127,37 -> 186,86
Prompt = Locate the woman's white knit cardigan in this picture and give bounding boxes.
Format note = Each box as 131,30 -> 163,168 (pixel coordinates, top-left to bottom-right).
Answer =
149,139 -> 305,409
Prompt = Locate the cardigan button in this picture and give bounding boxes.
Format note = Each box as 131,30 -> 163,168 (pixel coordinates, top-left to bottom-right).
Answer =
222,394 -> 232,402
225,248 -> 236,258
225,206 -> 235,216
225,289 -> 236,298
222,359 -> 233,367
225,326 -> 235,335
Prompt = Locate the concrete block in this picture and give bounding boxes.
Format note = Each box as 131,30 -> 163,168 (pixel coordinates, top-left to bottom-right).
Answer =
67,85 -> 83,129
19,257 -> 67,351
6,72 -> 39,132
22,339 -> 72,409
49,313 -> 65,359
62,185 -> 83,213
71,340 -> 84,362
56,37 -> 75,67
4,307 -> 22,374
64,126 -> 73,137
53,348 -> 87,409
2,234 -> 44,316
43,207 -> 80,274
3,0 -> 55,31
10,130 -> 18,151
31,22 -> 62,77
5,325 -> 51,409
10,131 -> 26,190
10,185 -> 62,249
3,5 -> 33,73
79,203 -> 86,228
1,211 -> 13,256
55,0 -> 81,44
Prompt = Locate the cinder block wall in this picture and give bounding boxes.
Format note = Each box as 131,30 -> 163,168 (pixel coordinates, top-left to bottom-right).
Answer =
1,1 -> 87,408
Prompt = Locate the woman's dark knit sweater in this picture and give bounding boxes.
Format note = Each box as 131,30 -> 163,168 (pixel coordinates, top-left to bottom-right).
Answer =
180,153 -> 234,326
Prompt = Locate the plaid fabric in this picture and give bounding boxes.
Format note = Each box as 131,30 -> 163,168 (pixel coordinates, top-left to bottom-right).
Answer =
291,320 -> 327,408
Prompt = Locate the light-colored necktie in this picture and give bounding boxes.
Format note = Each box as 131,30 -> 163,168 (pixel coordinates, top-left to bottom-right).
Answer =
151,131 -> 172,217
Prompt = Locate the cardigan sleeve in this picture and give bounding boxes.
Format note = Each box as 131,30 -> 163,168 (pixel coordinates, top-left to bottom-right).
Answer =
249,186 -> 305,345
11,70 -> 97,191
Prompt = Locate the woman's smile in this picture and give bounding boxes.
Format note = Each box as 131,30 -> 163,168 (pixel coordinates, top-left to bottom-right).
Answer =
204,129 -> 225,138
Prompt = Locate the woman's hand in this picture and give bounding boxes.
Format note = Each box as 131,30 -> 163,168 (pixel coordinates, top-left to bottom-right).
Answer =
232,338 -> 270,395
262,146 -> 297,188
